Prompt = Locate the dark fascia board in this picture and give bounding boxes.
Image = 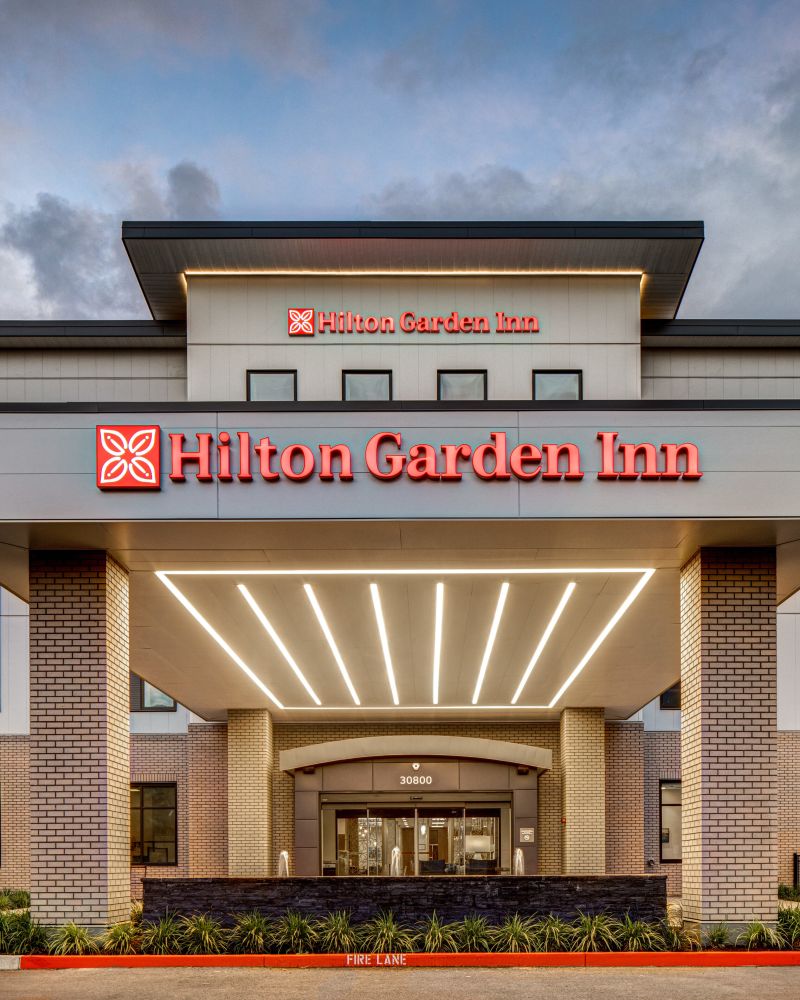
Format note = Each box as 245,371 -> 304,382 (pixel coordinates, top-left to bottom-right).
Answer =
4,398 -> 800,414
122,220 -> 704,240
0,320 -> 186,349
642,318 -> 800,349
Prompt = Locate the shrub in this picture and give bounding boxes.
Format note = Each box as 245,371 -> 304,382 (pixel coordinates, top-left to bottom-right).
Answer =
49,922 -> 100,956
316,910 -> 359,954
229,911 -> 272,954
9,890 -> 30,910
659,920 -> 700,952
531,914 -> 574,952
0,894 -> 13,912
454,914 -> 492,953
139,913 -> 183,955
130,900 -> 143,926
571,912 -> 620,952
491,913 -> 536,953
418,912 -> 459,953
3,912 -> 49,954
358,911 -> 417,954
272,911 -> 318,954
778,884 -> 800,902
180,913 -> 227,954
703,923 -> 730,949
736,921 -> 786,951
778,907 -> 800,948
103,921 -> 139,955
616,914 -> 665,952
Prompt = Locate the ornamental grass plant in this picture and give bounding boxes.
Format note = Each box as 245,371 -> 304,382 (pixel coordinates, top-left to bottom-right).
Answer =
358,910 -> 417,953
736,920 -> 786,951
616,914 -> 666,952
315,910 -> 359,953
180,913 -> 227,954
102,921 -> 139,955
138,913 -> 183,955
570,912 -> 620,952
272,910 -> 318,954
48,921 -> 100,956
0,912 -> 49,954
228,910 -> 273,954
778,906 -> 800,948
531,914 -> 575,951
454,914 -> 492,952
491,913 -> 537,952
418,912 -> 459,952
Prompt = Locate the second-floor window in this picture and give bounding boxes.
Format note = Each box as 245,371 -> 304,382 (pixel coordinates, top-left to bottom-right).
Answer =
247,370 -> 297,402
532,370 -> 583,400
342,370 -> 392,401
659,683 -> 681,710
130,673 -> 176,712
437,370 -> 487,401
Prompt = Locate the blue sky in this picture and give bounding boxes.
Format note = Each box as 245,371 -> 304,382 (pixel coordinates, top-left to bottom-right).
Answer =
1,0 -> 799,319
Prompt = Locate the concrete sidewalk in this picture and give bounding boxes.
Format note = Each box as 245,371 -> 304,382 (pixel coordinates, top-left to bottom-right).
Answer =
2,966 -> 800,999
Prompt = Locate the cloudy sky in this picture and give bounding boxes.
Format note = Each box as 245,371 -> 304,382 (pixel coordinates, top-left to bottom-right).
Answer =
1,0 -> 799,320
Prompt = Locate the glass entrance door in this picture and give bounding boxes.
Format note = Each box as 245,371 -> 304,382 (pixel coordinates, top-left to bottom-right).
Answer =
330,803 -> 502,876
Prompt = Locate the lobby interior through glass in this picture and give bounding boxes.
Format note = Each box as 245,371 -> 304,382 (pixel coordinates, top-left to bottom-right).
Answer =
321,800 -> 509,876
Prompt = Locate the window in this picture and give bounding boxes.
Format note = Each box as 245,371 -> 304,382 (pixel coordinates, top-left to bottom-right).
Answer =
437,370 -> 487,401
659,781 -> 682,863
130,673 -> 176,712
659,683 -> 681,711
247,370 -> 297,402
130,783 -> 177,865
342,370 -> 392,401
532,370 -> 582,400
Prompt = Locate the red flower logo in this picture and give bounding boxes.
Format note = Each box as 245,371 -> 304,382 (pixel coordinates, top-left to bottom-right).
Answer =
288,307 -> 315,336
96,425 -> 161,490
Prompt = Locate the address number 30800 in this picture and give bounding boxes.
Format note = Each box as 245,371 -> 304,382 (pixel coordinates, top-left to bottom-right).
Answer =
400,775 -> 433,785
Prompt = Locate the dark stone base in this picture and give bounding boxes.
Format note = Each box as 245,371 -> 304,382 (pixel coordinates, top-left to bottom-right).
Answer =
143,875 -> 667,925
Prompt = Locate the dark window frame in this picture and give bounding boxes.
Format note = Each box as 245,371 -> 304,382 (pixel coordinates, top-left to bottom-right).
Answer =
130,781 -> 178,867
246,369 -> 298,402
531,369 -> 583,401
436,369 -> 489,402
130,673 -> 177,713
659,683 -> 681,711
659,779 -> 682,864
341,369 -> 394,402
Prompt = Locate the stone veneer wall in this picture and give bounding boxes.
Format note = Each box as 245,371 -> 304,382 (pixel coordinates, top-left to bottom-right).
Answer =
28,552 -> 130,927
130,734 -> 189,899
680,548 -> 778,926
0,735 -> 30,889
643,731 -> 682,896
778,731 -> 800,886
188,723 -> 228,878
272,721 -> 562,875
605,722 -> 644,874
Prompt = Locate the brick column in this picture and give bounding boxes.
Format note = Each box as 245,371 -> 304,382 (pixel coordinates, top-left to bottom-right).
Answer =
227,709 -> 273,875
29,552 -> 130,927
680,548 -> 777,929
560,707 -> 606,874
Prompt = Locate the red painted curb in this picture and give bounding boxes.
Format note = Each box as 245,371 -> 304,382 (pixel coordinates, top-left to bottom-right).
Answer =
16,950 -> 800,970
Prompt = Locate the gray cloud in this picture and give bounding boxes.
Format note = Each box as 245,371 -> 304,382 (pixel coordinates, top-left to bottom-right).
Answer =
0,160 -> 222,319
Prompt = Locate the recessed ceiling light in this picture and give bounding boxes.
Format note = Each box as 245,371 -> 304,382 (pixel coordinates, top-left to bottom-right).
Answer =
472,582 -> 510,705
370,583 -> 400,706
511,582 -> 576,705
238,584 -> 321,706
304,583 -> 360,706
155,571 -> 283,710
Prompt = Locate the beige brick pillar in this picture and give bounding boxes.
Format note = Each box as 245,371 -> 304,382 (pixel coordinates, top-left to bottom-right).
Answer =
560,707 -> 606,874
29,552 -> 130,928
681,548 -> 778,929
227,709 -> 273,875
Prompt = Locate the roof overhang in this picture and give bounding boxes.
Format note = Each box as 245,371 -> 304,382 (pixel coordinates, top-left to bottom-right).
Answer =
122,220 -> 704,323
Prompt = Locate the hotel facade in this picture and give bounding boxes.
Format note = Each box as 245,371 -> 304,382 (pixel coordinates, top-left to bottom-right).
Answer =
0,221 -> 798,930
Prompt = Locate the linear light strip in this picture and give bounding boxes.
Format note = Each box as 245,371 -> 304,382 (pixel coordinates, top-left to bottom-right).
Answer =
238,584 -> 321,706
432,582 -> 444,706
370,583 -> 399,706
547,569 -> 655,709
472,582 -> 510,705
303,583 -> 360,706
155,572 -> 284,710
162,568 -> 650,576
184,269 -> 644,278
511,582 -> 576,705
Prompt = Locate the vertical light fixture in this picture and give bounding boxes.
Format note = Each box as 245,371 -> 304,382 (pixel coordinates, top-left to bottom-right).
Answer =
370,582 -> 399,706
511,582 -> 576,705
471,582 -> 510,705
432,582 -> 444,705
304,583 -> 360,706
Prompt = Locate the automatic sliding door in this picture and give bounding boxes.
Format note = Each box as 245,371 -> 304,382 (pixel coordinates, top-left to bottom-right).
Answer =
417,807 -> 464,875
368,808 -> 415,875
464,808 -> 500,875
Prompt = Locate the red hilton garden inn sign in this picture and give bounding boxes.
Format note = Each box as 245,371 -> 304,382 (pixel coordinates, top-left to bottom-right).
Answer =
95,426 -> 702,491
